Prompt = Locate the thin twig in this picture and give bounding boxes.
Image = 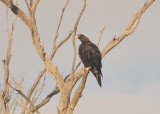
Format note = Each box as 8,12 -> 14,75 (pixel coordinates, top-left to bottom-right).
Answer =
31,87 -> 59,112
8,84 -> 40,114
53,0 -> 70,49
9,92 -> 17,111
51,31 -> 73,58
71,0 -> 86,78
96,25 -> 105,47
32,77 -> 46,103
25,0 -> 31,15
21,68 -> 46,113
12,102 -> 17,114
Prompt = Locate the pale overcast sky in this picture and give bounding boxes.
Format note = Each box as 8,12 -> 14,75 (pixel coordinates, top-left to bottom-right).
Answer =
0,0 -> 160,114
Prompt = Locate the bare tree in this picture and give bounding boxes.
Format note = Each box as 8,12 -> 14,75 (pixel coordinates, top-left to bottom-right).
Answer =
0,0 -> 155,114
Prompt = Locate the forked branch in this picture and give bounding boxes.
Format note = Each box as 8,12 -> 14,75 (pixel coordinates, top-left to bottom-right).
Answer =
9,84 -> 40,114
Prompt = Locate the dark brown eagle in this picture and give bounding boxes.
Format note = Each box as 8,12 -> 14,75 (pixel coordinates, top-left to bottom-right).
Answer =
75,34 -> 102,87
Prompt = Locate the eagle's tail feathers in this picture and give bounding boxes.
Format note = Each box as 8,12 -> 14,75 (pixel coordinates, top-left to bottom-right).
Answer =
91,67 -> 102,87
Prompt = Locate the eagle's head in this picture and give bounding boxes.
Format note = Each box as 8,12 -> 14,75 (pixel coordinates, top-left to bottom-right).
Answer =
74,34 -> 89,43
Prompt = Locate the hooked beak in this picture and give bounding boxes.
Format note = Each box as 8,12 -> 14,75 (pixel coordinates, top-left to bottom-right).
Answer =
74,35 -> 79,39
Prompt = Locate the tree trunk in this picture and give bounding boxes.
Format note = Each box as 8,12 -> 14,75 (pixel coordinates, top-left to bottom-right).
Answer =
57,91 -> 71,114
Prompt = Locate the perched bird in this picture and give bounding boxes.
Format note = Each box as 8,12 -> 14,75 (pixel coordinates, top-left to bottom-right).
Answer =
75,34 -> 102,87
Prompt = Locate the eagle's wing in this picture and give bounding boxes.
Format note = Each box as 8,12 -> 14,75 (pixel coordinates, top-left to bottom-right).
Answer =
86,43 -> 102,68
86,43 -> 102,87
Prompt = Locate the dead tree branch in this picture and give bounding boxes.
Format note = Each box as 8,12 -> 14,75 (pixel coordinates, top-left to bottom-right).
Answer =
101,0 -> 155,57
53,0 -> 70,50
1,2 -> 18,113
71,0 -> 86,78
67,68 -> 90,113
3,7 -> 12,113
0,0 -> 29,26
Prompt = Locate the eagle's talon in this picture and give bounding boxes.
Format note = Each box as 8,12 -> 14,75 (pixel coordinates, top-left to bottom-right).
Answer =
85,67 -> 91,71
